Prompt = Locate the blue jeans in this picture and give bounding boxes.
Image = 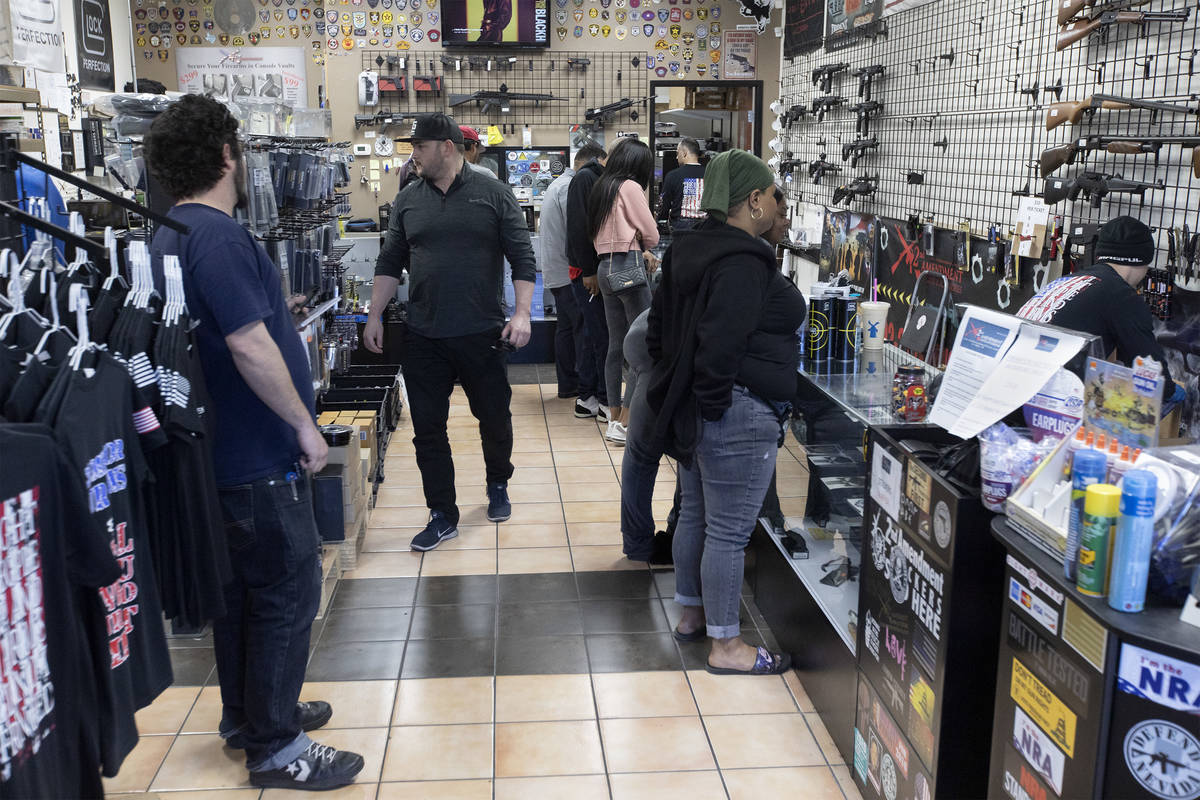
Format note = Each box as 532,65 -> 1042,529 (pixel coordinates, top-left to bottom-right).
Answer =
213,470 -> 323,770
673,386 -> 779,639
620,369 -> 659,559
550,284 -> 581,396
571,276 -> 608,406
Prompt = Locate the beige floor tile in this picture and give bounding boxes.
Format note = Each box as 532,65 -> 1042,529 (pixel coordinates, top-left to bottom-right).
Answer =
553,450 -> 615,467
262,783 -> 378,800
437,525 -> 498,550
609,771 -> 727,800
494,775 -> 610,800
511,466 -> 560,484
375,488 -> 427,507
511,451 -> 556,467
686,670 -> 798,716
833,764 -> 866,800
298,681 -> 396,729
705,714 -> 824,769
570,545 -> 644,571
418,548 -> 496,577
507,483 -> 563,503
381,469 -> 424,487
559,482 -> 623,503
592,671 -> 699,719
378,779 -> 493,800
181,685 -> 222,733
652,499 -> 675,519
344,551 -> 423,579
497,546 -> 574,574
551,438 -> 607,452
805,712 -> 844,765
381,724 -> 493,781
393,676 -> 494,725
563,501 -> 621,523
362,528 -> 416,552
497,523 -> 569,548
601,716 -> 715,773
370,507 -> 436,528
135,685 -> 201,735
495,674 -> 596,722
783,670 -> 816,713
723,766 -> 844,799
109,791 -> 261,800
102,734 -> 175,793
500,502 -> 565,524
567,522 -> 624,546
494,720 -> 605,777
150,734 -> 252,791
555,465 -> 619,483
512,440 -> 552,454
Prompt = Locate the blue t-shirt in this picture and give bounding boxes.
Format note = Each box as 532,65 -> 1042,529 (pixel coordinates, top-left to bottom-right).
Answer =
150,203 -> 314,486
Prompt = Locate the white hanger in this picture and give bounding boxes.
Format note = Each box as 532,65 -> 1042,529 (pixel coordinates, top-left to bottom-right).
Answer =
31,270 -> 75,357
163,255 -> 185,327
68,282 -> 93,371
101,227 -> 127,291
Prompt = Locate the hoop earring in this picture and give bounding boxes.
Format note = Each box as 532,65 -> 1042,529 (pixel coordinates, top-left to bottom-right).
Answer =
751,207 -> 764,220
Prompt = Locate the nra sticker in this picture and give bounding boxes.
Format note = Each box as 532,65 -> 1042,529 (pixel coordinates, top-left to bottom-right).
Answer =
1013,705 -> 1066,796
1011,658 -> 1077,758
1118,643 -> 1200,714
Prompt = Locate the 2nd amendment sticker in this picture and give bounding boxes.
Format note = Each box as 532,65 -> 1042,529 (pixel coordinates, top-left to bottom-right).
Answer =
1012,657 -> 1077,758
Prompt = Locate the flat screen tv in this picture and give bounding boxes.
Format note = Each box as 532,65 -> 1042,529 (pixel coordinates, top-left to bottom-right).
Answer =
440,0 -> 549,47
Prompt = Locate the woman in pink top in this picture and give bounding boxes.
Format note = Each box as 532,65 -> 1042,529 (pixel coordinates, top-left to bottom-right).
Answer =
586,137 -> 660,445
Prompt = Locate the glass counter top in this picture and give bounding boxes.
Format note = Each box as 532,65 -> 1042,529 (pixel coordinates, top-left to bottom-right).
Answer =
799,344 -> 942,428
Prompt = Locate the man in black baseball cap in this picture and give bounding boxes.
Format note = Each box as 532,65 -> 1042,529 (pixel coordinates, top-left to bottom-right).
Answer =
1018,215 -> 1178,401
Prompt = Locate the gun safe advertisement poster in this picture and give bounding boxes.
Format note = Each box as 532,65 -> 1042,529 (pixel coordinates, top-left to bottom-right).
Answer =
722,31 -> 757,78
783,0 -> 823,57
176,48 -> 308,107
825,0 -> 881,46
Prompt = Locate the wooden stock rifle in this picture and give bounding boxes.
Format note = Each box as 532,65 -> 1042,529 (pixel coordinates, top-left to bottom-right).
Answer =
1040,135 -> 1200,177
1045,94 -> 1199,130
1056,8 -> 1189,50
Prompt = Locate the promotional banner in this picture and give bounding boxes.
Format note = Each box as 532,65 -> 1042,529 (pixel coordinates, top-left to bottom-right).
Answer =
74,0 -> 114,91
722,30 -> 756,78
783,0 -> 823,58
176,47 -> 307,107
825,0 -> 881,47
881,0 -> 937,16
8,0 -> 65,71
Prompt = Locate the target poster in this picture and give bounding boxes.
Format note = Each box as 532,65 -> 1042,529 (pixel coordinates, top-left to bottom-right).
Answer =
176,47 -> 307,107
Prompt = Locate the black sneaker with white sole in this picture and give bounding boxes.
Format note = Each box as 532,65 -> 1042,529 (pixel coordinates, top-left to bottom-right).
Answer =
574,395 -> 599,418
249,741 -> 365,791
487,482 -> 512,522
410,511 -> 458,551
223,701 -> 334,750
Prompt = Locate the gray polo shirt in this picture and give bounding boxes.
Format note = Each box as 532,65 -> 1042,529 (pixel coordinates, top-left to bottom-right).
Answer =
537,168 -> 574,290
375,161 -> 537,338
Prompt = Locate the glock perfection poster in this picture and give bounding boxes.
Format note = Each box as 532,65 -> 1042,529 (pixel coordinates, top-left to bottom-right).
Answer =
75,0 -> 115,91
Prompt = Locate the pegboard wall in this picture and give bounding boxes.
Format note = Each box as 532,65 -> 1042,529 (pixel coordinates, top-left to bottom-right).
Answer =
777,0 -> 1200,261
359,49 -> 651,128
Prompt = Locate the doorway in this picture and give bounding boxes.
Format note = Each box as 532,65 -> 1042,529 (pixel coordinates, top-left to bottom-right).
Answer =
648,80 -> 764,205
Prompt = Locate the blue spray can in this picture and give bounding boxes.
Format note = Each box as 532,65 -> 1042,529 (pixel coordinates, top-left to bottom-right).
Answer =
1066,449 -> 1108,581
1108,469 -> 1158,613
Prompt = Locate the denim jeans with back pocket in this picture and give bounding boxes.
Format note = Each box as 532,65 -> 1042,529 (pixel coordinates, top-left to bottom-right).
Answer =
212,469 -> 323,771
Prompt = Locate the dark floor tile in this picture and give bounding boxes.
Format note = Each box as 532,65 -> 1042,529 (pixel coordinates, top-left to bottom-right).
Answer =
332,577 -> 418,609
663,601 -> 751,632
653,570 -> 677,599
581,598 -> 671,634
408,604 -> 496,640
576,570 -> 658,600
496,634 -> 589,675
506,364 -> 541,385
402,637 -> 496,679
498,572 -> 578,604
321,607 -> 413,643
307,639 -> 405,681
415,574 -> 499,606
498,601 -> 583,637
677,628 -> 766,670
169,648 -> 216,686
166,630 -> 213,649
586,633 -> 684,673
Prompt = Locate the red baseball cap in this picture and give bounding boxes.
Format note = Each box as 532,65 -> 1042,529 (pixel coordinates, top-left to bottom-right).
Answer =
459,125 -> 481,145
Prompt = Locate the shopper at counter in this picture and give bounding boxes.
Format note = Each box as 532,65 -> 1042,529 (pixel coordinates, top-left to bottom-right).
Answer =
540,151 -> 582,400
588,137 -> 660,445
647,150 -> 806,674
365,113 -> 537,550
1017,215 -> 1179,402
656,137 -> 706,234
566,145 -> 610,420
145,94 -> 364,792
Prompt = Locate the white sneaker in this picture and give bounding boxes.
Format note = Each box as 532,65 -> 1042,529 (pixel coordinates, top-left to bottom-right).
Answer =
606,420 -> 627,445
574,395 -> 600,418
597,406 -> 612,423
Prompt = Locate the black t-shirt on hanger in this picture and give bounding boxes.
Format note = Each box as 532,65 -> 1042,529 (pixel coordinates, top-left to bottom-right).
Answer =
0,424 -> 120,800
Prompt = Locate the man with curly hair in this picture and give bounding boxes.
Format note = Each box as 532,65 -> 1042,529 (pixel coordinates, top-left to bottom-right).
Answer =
145,94 -> 364,792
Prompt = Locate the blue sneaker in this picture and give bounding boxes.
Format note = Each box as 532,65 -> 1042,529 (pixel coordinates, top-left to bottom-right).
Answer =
487,482 -> 512,522
410,512 -> 458,551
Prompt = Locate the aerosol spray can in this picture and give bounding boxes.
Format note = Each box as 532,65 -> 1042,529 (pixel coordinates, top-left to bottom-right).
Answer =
1077,484 -> 1122,597
1108,470 -> 1158,613
1065,449 -> 1107,581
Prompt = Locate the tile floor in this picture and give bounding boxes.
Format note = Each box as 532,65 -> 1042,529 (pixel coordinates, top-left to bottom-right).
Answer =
110,376 -> 859,800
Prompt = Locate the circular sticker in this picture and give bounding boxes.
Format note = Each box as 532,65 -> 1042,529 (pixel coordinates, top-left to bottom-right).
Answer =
881,754 -> 898,800
1124,721 -> 1200,800
889,550 -> 910,603
933,501 -> 952,549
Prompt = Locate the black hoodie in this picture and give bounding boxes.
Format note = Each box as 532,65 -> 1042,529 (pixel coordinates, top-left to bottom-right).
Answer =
646,218 -> 807,441
566,160 -> 605,277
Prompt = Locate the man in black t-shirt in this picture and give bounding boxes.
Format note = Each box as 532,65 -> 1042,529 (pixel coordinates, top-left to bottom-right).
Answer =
145,94 -> 364,792
656,137 -> 707,234
1018,215 -> 1179,402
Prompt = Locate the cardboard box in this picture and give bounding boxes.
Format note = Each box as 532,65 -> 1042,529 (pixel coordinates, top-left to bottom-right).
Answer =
318,412 -> 339,426
326,443 -> 361,502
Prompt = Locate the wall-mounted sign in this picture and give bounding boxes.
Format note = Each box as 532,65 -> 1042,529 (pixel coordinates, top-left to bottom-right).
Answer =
75,0 -> 115,91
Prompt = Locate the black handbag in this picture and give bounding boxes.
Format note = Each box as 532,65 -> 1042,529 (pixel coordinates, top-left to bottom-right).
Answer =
603,250 -> 648,295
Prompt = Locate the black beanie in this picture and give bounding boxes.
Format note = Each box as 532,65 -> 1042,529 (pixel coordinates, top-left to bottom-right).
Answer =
1094,216 -> 1155,267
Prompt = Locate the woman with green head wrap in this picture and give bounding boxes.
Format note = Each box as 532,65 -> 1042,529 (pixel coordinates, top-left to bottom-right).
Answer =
643,149 -> 806,675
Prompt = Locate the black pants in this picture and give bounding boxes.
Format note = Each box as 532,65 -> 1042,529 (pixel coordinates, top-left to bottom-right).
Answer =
402,328 -> 515,525
551,284 -> 581,397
